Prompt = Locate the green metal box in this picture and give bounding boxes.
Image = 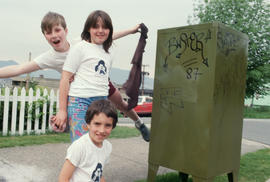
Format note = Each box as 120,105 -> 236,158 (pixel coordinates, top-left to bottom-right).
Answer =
148,22 -> 248,182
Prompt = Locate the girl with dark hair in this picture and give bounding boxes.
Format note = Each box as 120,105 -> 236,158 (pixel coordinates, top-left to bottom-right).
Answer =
81,10 -> 113,53
54,10 -> 116,142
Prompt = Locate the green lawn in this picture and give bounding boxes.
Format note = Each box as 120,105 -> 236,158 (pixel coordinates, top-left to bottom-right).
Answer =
0,126 -> 140,148
243,105 -> 270,118
136,149 -> 270,182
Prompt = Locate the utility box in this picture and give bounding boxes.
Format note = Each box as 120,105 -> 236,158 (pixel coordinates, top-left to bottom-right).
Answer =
147,22 -> 248,182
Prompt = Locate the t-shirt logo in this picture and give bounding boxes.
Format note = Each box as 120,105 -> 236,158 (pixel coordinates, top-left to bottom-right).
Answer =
95,60 -> 107,75
91,163 -> 103,182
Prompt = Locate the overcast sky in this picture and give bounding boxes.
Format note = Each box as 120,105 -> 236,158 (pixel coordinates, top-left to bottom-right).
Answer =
0,0 -> 196,78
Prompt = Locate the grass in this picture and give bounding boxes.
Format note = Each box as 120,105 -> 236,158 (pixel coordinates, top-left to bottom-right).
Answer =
135,149 -> 270,182
110,125 -> 140,138
0,126 -> 140,148
243,105 -> 270,118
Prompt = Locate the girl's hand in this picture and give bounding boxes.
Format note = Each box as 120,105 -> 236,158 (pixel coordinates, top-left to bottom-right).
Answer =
130,24 -> 141,34
54,110 -> 67,132
112,24 -> 141,40
50,115 -> 66,132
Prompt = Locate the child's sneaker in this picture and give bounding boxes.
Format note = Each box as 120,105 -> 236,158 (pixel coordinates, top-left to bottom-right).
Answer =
136,123 -> 150,142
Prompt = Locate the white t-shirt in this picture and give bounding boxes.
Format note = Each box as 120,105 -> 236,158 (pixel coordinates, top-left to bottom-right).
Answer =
63,40 -> 114,98
34,48 -> 69,73
66,133 -> 112,182
33,38 -> 81,73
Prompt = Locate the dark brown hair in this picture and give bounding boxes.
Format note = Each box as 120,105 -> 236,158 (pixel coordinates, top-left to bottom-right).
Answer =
81,10 -> 113,53
85,99 -> 118,129
41,12 -> 66,34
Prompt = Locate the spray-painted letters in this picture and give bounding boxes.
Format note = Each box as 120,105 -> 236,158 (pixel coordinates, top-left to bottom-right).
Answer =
162,29 -> 211,80
217,30 -> 240,56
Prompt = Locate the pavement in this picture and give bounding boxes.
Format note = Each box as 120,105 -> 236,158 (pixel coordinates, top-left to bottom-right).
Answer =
0,123 -> 270,182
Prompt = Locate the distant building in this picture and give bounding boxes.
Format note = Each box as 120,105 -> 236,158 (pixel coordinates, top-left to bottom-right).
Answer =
0,78 -> 12,88
139,88 -> 153,97
9,76 -> 153,99
11,75 -> 59,91
112,82 -> 128,100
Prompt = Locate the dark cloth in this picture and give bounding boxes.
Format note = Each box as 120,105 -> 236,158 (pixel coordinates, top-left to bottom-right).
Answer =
108,81 -> 116,97
123,23 -> 148,110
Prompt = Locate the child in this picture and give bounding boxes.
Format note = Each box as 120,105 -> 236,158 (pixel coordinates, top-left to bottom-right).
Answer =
58,99 -> 118,182
54,10 -> 138,142
0,11 -> 150,142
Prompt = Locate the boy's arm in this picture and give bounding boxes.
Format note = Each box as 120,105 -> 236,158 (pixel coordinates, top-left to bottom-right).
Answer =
0,61 -> 40,78
112,24 -> 140,40
58,159 -> 76,182
54,70 -> 74,131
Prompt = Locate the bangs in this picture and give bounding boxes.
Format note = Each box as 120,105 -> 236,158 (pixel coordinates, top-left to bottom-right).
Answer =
43,23 -> 55,33
91,15 -> 111,29
41,12 -> 66,33
81,10 -> 113,52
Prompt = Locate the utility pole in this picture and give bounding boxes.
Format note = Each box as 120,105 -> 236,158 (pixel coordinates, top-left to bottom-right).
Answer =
25,52 -> 31,91
141,64 -> 149,96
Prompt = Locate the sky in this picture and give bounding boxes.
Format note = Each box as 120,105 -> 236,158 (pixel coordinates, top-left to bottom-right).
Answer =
0,0 -> 195,78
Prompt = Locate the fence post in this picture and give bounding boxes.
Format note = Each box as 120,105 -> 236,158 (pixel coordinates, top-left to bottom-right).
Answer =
56,89 -> 59,111
19,88 -> 26,135
11,87 -> 18,135
27,88 -> 33,134
3,87 -> 10,136
48,89 -> 55,131
41,89 -> 48,134
34,88 -> 40,134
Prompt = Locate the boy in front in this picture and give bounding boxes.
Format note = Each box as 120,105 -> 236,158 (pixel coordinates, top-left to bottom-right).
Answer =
58,99 -> 118,182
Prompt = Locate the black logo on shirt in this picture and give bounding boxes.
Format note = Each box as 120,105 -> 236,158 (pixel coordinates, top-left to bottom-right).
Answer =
91,163 -> 103,182
95,60 -> 107,75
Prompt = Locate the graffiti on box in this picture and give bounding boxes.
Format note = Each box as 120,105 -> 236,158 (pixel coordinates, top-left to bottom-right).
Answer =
162,29 -> 211,80
159,87 -> 185,113
217,30 -> 241,56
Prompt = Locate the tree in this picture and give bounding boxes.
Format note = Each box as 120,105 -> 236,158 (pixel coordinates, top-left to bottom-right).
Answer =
188,0 -> 270,98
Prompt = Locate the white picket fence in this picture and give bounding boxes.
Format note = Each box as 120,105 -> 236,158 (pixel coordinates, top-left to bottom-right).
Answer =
0,87 -> 59,136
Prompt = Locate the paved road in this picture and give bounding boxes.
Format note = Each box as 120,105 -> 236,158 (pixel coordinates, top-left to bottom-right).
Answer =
121,117 -> 270,145
242,118 -> 270,145
119,117 -> 151,124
